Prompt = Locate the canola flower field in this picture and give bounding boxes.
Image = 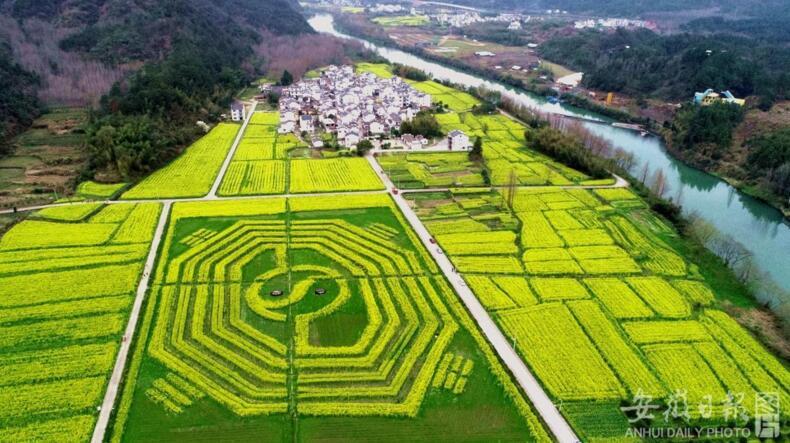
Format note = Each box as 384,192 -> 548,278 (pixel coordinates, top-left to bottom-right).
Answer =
122,124 -> 240,199
408,186 -> 790,440
218,112 -> 384,195
2,62 -> 788,442
0,203 -> 161,441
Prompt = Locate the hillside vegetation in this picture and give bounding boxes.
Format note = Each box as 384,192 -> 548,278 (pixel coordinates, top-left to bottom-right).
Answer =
0,42 -> 40,154
0,0 -> 313,180
539,29 -> 790,108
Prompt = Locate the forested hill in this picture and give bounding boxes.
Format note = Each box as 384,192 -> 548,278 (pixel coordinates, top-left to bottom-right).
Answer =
0,41 -> 39,155
6,0 -> 311,65
0,0 -> 313,177
538,29 -> 790,107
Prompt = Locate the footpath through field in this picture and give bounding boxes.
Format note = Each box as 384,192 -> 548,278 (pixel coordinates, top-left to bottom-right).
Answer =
366,154 -> 581,443
208,100 -> 257,199
91,202 -> 172,443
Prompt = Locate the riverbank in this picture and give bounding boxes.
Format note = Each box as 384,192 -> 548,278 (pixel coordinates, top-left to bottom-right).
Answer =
311,11 -> 790,298
330,13 -> 648,125
330,11 -> 790,219
660,127 -> 790,220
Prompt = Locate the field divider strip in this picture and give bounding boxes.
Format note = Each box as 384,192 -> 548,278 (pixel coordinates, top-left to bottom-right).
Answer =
208,100 -> 257,199
91,201 -> 172,443
366,154 -> 580,443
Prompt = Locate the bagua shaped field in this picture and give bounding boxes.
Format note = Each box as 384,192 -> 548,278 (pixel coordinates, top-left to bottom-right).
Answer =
110,195 -> 550,442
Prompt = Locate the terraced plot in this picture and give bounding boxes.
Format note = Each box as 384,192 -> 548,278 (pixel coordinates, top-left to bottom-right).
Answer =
0,203 -> 161,440
371,15 -> 429,27
411,80 -> 480,112
407,186 -> 790,439
112,195 -> 550,442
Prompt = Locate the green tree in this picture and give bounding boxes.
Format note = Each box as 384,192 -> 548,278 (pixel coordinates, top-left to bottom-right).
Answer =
280,70 -> 294,86
469,137 -> 483,160
400,111 -> 442,138
356,139 -> 374,156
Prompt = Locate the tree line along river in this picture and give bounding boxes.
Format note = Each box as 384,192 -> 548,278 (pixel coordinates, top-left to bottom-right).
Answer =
309,14 -> 790,308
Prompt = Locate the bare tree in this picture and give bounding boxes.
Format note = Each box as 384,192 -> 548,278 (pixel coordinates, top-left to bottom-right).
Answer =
640,162 -> 651,184
650,169 -> 668,198
0,16 -> 132,106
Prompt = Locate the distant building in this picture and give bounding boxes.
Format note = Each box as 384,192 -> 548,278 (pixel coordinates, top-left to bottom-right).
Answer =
299,115 -> 315,133
448,130 -> 471,151
230,101 -> 246,122
508,21 -> 522,30
556,72 -> 584,88
277,65 -> 432,148
400,134 -> 425,150
475,51 -> 496,57
694,89 -> 746,107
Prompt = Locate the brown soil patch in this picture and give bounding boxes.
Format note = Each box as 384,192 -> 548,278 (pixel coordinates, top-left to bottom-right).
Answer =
727,305 -> 790,362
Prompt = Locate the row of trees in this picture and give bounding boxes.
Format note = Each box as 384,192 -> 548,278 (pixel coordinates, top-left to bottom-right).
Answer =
745,128 -> 790,199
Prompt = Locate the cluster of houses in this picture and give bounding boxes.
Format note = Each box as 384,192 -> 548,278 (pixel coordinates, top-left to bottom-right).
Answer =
573,18 -> 658,31
434,11 -> 527,30
278,65 -> 444,149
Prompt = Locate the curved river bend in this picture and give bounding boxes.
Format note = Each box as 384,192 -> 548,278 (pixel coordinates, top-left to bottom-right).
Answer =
309,14 -> 790,301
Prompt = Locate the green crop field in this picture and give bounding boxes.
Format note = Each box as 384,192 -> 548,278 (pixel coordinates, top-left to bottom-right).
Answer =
371,15 -> 429,27
433,109 -> 597,185
110,194 -> 550,442
378,152 -> 485,188
0,203 -> 161,440
355,62 -> 394,79
408,186 -> 790,440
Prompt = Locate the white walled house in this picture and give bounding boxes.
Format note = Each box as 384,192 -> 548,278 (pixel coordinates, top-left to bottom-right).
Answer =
299,115 -> 315,133
345,131 -> 361,147
230,101 -> 246,122
369,121 -> 385,135
400,134 -> 423,150
448,130 -> 471,151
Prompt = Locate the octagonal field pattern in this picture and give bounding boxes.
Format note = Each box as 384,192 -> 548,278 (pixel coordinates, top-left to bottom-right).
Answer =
111,196 -> 550,442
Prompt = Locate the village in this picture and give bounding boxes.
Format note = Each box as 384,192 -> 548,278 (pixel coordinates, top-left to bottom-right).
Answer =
275,64 -> 472,151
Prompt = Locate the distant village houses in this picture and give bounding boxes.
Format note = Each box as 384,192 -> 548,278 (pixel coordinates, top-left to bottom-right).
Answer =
277,65 -> 435,148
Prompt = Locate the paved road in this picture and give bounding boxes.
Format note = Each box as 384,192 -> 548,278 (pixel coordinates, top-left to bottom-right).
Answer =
91,202 -> 172,443
367,154 -> 580,443
208,100 -> 257,198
